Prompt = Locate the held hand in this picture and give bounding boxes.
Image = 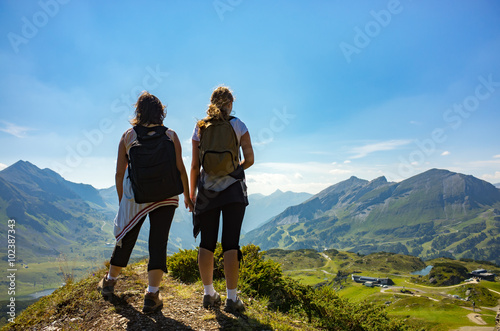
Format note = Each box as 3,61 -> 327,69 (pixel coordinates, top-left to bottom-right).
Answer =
184,197 -> 194,212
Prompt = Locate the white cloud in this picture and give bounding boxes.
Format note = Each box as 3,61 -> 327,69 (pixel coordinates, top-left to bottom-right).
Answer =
481,171 -> 500,183
344,160 -> 351,164
294,173 -> 304,180
468,159 -> 500,167
252,138 -> 274,147
349,140 -> 411,159
494,155 -> 500,159
0,163 -> 7,171
0,121 -> 34,138
441,151 -> 450,156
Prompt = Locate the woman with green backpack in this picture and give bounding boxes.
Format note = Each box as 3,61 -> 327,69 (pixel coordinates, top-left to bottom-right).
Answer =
190,86 -> 254,312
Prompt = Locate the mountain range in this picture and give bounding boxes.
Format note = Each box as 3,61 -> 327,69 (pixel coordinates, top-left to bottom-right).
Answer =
2,161 -> 499,268
0,161 -> 115,262
242,169 -> 500,265
242,189 -> 312,233
0,161 -> 311,264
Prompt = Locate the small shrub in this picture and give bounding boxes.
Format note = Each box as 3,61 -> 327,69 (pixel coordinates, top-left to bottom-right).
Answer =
213,243 -> 225,281
239,244 -> 284,298
167,249 -> 199,283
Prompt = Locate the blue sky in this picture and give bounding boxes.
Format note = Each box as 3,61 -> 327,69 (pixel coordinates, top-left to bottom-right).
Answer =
1,0 -> 499,195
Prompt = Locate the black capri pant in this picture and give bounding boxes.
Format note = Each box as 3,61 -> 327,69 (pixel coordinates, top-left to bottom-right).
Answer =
199,202 -> 246,253
110,205 -> 176,273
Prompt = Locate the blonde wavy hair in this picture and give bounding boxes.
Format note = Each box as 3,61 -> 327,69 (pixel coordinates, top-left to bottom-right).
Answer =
197,86 -> 234,136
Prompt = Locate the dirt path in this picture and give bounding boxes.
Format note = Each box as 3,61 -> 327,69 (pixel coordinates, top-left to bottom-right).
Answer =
448,314 -> 495,331
320,253 -> 331,261
404,279 -> 480,289
467,313 -> 487,325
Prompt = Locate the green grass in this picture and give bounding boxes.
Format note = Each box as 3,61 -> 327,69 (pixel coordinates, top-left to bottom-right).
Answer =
337,283 -> 380,302
481,280 -> 500,293
387,296 -> 497,331
285,270 -> 329,286
388,299 -> 470,330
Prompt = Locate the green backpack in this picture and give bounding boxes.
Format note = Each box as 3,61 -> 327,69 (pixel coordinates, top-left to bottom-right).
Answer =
199,116 -> 239,176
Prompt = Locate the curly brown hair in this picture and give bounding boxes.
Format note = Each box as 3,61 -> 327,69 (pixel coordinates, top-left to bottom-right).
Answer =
130,91 -> 166,126
197,86 -> 234,135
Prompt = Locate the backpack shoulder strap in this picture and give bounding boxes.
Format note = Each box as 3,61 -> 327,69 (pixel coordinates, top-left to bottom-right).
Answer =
133,125 -> 167,140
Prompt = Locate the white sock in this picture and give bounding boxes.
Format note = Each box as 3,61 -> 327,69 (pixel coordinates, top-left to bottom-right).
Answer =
147,285 -> 159,293
227,288 -> 237,302
204,284 -> 215,296
106,274 -> 117,281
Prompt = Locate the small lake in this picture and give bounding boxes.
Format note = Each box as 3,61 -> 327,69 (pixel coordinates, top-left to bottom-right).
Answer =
29,288 -> 56,299
411,265 -> 433,276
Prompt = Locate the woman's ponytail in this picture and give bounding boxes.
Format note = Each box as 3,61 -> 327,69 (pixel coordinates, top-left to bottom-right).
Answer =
197,86 -> 234,137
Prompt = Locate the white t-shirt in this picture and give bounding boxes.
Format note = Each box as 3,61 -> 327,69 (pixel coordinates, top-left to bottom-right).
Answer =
192,117 -> 248,143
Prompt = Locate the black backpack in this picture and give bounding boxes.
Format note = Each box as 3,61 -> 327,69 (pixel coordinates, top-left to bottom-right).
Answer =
127,126 -> 183,203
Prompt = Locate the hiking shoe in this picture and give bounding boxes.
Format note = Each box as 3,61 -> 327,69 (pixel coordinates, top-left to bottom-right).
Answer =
225,296 -> 245,313
98,273 -> 117,298
143,290 -> 163,314
203,291 -> 221,308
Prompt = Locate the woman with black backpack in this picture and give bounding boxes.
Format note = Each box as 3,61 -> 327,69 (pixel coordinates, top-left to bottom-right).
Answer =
190,86 -> 254,312
98,91 -> 193,314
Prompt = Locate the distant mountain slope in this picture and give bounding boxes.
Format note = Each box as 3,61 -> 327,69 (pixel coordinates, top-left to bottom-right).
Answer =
0,161 -> 106,207
98,185 -> 312,247
243,189 -> 313,233
495,183 -> 500,189
98,186 -> 119,213
0,161 -> 115,261
242,169 -> 500,265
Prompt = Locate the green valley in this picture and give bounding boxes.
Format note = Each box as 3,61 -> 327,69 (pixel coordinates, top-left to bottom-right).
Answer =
264,248 -> 500,330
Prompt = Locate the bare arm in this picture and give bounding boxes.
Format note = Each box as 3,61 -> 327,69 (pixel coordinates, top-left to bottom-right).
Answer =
239,131 -> 254,170
190,139 -> 200,202
115,134 -> 128,203
170,130 -> 194,212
